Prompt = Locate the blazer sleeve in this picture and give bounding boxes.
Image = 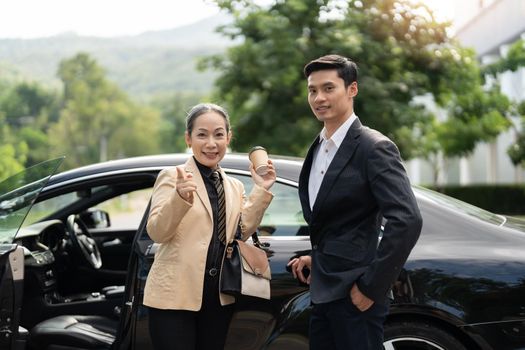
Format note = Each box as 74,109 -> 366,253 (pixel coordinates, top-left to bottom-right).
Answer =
238,183 -> 274,240
356,139 -> 423,303
146,168 -> 193,243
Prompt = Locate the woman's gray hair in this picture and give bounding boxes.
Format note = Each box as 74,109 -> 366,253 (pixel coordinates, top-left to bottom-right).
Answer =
186,103 -> 231,134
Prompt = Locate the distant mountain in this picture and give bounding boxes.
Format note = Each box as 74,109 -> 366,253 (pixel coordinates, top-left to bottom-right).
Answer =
0,14 -> 233,97
128,13 -> 233,48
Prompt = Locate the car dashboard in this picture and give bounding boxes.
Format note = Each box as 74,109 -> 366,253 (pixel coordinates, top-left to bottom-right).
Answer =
15,220 -> 66,266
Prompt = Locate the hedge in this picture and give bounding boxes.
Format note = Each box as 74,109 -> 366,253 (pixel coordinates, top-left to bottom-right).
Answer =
424,184 -> 525,216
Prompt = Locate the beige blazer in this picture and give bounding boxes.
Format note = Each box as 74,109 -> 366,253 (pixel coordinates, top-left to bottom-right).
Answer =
143,157 -> 274,311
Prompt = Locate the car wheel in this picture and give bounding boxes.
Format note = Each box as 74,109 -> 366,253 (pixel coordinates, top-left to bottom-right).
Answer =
383,321 -> 467,350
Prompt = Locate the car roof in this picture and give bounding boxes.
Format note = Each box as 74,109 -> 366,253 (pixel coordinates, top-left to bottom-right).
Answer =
46,153 -> 304,188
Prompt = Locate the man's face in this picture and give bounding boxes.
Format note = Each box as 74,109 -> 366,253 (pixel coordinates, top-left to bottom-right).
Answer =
307,69 -> 357,125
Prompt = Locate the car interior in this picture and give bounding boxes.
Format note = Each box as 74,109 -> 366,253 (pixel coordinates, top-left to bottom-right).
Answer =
12,172 -> 157,349
26,205 -> 151,350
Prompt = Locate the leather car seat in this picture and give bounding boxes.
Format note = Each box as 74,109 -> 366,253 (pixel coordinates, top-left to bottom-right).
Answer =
29,315 -> 117,350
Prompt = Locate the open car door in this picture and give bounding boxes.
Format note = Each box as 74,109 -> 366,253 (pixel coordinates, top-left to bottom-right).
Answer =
0,158 -> 63,350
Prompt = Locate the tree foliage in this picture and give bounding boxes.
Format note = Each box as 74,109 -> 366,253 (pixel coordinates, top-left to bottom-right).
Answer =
1,53 -> 203,175
0,143 -> 27,181
150,91 -> 207,153
202,0 -> 510,160
50,53 -> 161,169
483,39 -> 525,166
0,81 -> 60,167
1,82 -> 59,125
0,113 -> 27,180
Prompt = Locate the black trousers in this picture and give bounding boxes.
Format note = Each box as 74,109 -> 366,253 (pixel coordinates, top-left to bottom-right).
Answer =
309,297 -> 388,350
148,271 -> 234,350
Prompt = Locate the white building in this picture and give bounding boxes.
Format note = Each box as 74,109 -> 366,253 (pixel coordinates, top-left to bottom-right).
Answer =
407,0 -> 525,185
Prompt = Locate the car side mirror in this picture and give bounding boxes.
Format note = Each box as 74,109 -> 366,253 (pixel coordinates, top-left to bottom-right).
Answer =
79,209 -> 111,229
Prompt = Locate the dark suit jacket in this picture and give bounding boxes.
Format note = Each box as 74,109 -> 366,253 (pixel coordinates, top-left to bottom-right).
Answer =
299,118 -> 422,304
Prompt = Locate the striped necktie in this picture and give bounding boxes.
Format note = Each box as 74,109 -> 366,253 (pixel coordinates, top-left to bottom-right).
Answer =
212,171 -> 227,244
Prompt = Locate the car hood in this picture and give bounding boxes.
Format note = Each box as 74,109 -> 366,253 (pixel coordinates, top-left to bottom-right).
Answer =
0,158 -> 63,243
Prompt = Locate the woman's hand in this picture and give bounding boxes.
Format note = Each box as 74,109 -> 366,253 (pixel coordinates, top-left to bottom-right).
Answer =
250,159 -> 276,190
176,167 -> 196,203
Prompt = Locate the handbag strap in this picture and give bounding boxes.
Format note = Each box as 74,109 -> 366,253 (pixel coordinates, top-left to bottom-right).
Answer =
251,232 -> 270,248
235,216 -> 269,248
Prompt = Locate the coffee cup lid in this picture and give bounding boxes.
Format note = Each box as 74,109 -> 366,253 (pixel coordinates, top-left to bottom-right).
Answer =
249,146 -> 267,155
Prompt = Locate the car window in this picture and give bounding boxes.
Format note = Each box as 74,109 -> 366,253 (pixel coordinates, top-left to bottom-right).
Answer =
25,185 -> 110,225
26,186 -> 152,230
231,174 -> 307,236
97,188 -> 152,229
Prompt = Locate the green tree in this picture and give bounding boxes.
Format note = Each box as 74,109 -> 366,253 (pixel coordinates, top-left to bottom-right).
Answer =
0,143 -> 26,181
202,0 -> 510,159
0,113 -> 27,180
408,84 -> 510,184
150,91 -> 206,153
483,39 -> 525,167
0,81 -> 60,167
507,100 -> 525,166
1,82 -> 59,126
50,53 -> 160,169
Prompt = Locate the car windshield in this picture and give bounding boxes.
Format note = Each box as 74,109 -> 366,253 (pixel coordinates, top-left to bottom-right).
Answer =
413,185 -> 505,225
0,158 -> 64,243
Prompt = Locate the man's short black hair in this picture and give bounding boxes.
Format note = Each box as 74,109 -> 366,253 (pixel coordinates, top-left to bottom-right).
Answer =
304,54 -> 358,87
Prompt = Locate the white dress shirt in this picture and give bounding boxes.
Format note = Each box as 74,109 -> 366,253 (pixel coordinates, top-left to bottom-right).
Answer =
309,114 -> 357,210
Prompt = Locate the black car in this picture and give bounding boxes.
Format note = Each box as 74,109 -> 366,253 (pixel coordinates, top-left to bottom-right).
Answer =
1,154 -> 525,350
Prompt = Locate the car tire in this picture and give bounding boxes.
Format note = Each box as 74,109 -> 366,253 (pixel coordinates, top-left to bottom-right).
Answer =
383,321 -> 467,350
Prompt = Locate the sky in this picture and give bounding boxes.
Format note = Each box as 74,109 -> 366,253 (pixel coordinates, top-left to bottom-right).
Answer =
0,0 -> 456,39
421,0 -> 456,21
0,0 -> 222,39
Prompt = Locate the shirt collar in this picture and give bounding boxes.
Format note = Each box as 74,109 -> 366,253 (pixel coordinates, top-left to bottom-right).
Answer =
319,113 -> 357,148
193,156 -> 217,179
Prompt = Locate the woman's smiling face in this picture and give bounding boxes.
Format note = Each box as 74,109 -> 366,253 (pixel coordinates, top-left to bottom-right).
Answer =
185,111 -> 232,168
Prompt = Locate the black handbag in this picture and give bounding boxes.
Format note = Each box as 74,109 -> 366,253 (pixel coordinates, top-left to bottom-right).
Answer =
220,227 -> 271,299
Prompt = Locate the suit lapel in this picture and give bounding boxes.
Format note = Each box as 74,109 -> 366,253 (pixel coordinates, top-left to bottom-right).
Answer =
184,157 -> 213,221
311,119 -> 362,219
299,135 -> 320,222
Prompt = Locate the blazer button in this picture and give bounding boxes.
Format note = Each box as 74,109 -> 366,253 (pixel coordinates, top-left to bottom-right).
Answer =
312,244 -> 318,250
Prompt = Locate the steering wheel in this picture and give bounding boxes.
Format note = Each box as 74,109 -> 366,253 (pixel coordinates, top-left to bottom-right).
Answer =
66,214 -> 102,269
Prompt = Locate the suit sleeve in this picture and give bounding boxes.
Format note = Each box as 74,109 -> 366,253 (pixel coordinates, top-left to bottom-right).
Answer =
356,140 -> 423,303
146,168 -> 192,243
239,183 -> 274,240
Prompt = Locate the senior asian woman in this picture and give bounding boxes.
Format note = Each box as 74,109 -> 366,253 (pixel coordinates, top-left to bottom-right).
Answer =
143,103 -> 276,350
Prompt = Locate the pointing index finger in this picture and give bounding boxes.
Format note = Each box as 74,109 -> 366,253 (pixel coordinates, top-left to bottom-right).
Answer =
176,167 -> 186,180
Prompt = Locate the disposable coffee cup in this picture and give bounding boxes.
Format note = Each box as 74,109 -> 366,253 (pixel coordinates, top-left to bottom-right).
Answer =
249,146 -> 269,176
